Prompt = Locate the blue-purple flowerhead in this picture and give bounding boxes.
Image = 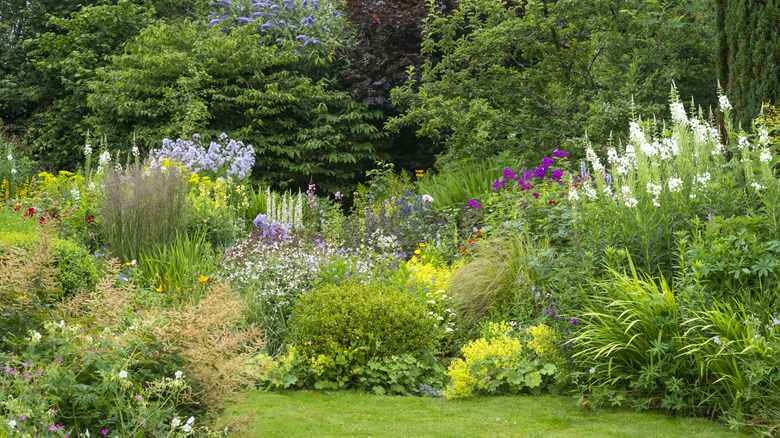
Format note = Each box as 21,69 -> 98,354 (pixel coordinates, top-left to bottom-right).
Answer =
542,156 -> 554,167
713,336 -> 720,345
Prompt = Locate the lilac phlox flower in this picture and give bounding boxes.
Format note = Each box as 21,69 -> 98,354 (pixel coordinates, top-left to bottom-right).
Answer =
468,199 -> 482,210
570,318 -> 578,324
502,167 -> 517,180
542,156 -> 554,168
552,149 -> 569,158
550,169 -> 564,182
519,183 -> 534,191
532,166 -> 547,178
492,179 -> 505,190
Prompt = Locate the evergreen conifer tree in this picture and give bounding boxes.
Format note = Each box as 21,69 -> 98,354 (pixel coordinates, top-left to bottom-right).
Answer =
716,0 -> 780,127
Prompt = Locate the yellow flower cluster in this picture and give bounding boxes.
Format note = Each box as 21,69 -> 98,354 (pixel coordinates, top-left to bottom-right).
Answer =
526,323 -> 560,362
756,103 -> 780,144
445,321 -> 524,398
404,253 -> 461,291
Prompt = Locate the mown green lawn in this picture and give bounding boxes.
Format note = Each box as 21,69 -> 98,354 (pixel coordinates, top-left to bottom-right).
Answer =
227,390 -> 747,437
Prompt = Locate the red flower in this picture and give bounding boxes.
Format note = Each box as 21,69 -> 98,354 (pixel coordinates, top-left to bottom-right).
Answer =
459,246 -> 467,254
38,216 -> 46,224
14,205 -> 21,211
369,13 -> 381,24
87,215 -> 95,221
468,238 -> 474,244
24,207 -> 35,217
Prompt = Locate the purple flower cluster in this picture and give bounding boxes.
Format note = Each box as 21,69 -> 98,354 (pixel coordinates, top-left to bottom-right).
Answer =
206,0 -> 340,49
151,133 -> 255,180
253,213 -> 292,241
469,149 -> 570,209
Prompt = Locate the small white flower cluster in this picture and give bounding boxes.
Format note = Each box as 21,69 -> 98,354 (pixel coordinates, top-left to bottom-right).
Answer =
97,150 -> 111,174
718,94 -> 732,112
670,101 -> 688,126
171,416 -> 195,433
646,182 -> 662,207
667,177 -> 683,193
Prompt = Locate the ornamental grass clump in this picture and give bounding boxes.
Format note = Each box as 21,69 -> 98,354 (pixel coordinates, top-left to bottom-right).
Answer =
571,258 -> 699,414
681,303 -> 780,434
98,163 -> 189,262
448,232 -> 548,327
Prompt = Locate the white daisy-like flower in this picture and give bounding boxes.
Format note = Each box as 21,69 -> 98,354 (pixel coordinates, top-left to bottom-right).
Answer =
175,370 -> 184,379
119,370 -> 128,379
171,418 -> 181,427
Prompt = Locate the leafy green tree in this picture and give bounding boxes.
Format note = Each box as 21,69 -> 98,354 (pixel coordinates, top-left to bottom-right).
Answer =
0,0 -> 93,130
716,0 -> 780,128
88,22 -> 386,193
25,0 -> 157,170
388,0 -> 717,166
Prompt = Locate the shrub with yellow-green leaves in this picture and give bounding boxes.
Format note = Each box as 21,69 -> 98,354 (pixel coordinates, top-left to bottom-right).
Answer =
444,321 -> 561,398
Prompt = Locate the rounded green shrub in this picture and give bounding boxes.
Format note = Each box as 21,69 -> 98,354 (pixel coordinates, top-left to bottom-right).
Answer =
288,281 -> 437,357
0,231 -> 99,297
51,239 -> 99,297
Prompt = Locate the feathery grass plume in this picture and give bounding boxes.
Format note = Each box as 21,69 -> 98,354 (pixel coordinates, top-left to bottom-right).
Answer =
0,223 -> 58,335
98,163 -> 189,262
448,232 -> 546,326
